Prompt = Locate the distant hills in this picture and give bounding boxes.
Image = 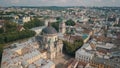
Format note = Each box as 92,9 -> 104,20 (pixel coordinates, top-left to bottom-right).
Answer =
1,6 -> 120,11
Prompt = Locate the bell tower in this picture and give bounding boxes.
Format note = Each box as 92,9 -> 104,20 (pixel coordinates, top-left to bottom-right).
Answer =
59,20 -> 66,34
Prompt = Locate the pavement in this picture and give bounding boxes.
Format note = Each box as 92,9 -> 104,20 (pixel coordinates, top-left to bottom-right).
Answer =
53,54 -> 71,68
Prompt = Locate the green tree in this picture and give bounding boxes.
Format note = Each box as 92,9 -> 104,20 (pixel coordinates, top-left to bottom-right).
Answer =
4,21 -> 17,33
0,30 -> 36,44
24,18 -> 44,29
0,28 -> 4,33
0,35 -> 5,44
56,17 -> 62,23
63,39 -> 83,57
51,22 -> 59,32
65,19 -> 75,26
0,44 -> 4,62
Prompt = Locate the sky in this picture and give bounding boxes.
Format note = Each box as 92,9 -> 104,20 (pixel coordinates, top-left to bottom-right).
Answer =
0,0 -> 120,7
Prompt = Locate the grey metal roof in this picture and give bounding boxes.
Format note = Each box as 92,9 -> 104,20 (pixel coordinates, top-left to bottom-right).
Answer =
42,26 -> 57,34
92,57 -> 120,68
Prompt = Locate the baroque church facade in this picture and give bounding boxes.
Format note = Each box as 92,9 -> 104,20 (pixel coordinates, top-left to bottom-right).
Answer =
36,23 -> 63,60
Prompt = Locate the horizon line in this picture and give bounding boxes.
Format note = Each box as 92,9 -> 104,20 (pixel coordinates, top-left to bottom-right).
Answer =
1,5 -> 120,8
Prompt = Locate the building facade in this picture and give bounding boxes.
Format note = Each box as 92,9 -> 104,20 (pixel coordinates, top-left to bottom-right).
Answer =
59,22 -> 66,34
37,23 -> 63,60
75,44 -> 94,63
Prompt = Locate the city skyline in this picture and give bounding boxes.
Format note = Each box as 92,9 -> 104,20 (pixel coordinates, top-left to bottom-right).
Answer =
0,2 -> 120,68
0,0 -> 120,7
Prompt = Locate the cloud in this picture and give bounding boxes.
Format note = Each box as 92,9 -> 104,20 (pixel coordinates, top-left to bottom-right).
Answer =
94,0 -> 101,2
112,0 -> 116,3
3,0 -> 19,4
11,0 -> 20,4
0,0 -> 120,7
